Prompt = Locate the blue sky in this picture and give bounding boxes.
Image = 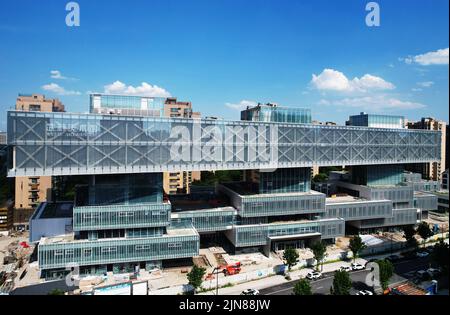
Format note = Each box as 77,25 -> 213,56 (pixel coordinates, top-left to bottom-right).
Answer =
0,0 -> 448,131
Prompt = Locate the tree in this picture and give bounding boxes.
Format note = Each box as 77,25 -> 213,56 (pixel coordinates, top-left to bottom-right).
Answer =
313,173 -> 328,183
348,235 -> 367,262
417,222 -> 433,248
403,225 -> 418,249
431,239 -> 449,274
48,289 -> 65,295
310,241 -> 327,271
331,270 -> 352,295
377,259 -> 394,291
293,278 -> 312,295
187,265 -> 206,292
283,247 -> 299,271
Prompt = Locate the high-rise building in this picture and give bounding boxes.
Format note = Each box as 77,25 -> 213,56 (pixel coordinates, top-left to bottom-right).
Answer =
163,97 -> 201,195
6,97 -> 441,279
407,118 -> 447,181
14,94 -> 65,228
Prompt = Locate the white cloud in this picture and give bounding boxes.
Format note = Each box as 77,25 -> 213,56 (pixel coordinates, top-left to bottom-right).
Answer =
42,83 -> 81,96
402,48 -> 449,66
310,69 -> 395,93
318,95 -> 426,112
50,70 -> 77,80
103,81 -> 171,97
225,100 -> 258,111
417,81 -> 434,88
411,88 -> 423,92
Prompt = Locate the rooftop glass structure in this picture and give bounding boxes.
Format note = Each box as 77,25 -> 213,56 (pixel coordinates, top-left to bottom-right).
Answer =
89,94 -> 165,117
241,104 -> 312,124
347,112 -> 406,129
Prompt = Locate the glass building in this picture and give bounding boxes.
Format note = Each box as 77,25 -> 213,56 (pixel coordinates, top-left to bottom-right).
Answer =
346,112 -> 406,129
240,103 -> 312,124
5,100 -> 441,278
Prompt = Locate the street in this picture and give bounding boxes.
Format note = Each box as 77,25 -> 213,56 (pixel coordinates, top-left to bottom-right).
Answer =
260,270 -> 371,295
259,256 -> 433,295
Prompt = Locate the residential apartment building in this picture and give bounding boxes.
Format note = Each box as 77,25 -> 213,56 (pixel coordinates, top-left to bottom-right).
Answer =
14,94 -> 65,228
163,97 -> 201,195
6,97 -> 441,279
407,117 -> 447,181
0,202 -> 13,233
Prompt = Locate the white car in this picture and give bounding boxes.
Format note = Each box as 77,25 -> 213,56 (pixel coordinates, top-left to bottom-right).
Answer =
356,290 -> 374,295
241,289 -> 260,295
339,266 -> 352,272
351,263 -> 365,271
416,251 -> 429,258
306,271 -> 322,280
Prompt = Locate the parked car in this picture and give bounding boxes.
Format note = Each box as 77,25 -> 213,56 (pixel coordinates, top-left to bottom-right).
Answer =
339,266 -> 352,272
356,290 -> 374,295
415,270 -> 430,281
416,251 -> 429,258
241,289 -> 260,295
306,271 -> 322,280
351,263 -> 365,271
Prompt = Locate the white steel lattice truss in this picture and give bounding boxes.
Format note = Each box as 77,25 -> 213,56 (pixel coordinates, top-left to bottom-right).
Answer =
7,111 -> 441,177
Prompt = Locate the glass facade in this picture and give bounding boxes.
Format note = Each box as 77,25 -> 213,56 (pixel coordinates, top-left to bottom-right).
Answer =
217,183 -> 326,218
258,168 -> 311,194
241,105 -> 312,124
351,165 -> 405,186
38,232 -> 199,270
325,200 -> 393,220
73,203 -> 171,231
358,208 -> 419,228
89,94 -> 165,117
171,208 -> 235,232
7,111 -> 440,177
347,113 -> 406,129
226,218 -> 345,247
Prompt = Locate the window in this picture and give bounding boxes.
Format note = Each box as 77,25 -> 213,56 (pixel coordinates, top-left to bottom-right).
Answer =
54,250 -> 64,257
168,242 -> 183,249
135,245 -> 151,251
83,249 -> 92,257
101,247 -> 117,254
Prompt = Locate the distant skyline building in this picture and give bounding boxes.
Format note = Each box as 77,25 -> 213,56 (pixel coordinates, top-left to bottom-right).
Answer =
163,97 -> 201,195
407,117 -> 447,181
